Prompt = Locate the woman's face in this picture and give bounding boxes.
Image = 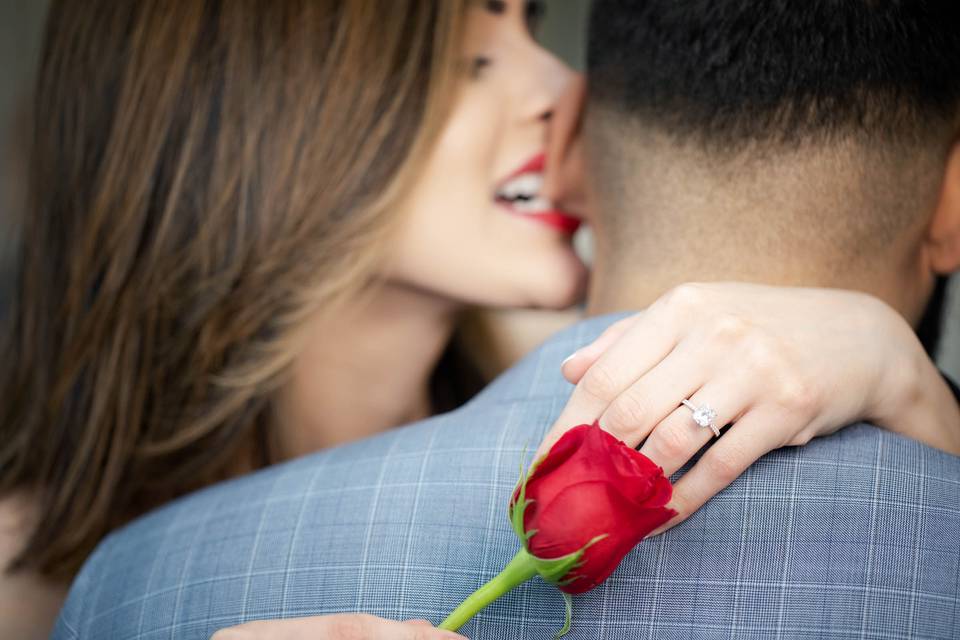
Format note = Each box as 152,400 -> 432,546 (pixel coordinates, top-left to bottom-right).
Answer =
386,0 -> 587,310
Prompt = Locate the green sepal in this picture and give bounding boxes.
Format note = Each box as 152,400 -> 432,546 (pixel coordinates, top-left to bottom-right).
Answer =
527,533 -> 608,585
508,451 -> 545,546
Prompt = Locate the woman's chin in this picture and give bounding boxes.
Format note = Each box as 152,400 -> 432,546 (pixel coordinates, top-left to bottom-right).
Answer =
524,253 -> 589,311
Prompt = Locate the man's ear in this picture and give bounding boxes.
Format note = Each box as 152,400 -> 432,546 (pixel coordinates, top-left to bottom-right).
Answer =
927,138 -> 960,274
543,73 -> 589,218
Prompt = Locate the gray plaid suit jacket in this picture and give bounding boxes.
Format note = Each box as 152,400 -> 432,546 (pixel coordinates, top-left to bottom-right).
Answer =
53,314 -> 960,639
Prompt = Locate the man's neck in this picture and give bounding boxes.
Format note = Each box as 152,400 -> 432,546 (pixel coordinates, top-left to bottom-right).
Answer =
585,238 -> 929,323
581,121 -> 938,320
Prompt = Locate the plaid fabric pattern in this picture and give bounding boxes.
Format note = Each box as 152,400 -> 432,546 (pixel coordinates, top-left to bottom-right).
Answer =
53,314 -> 960,639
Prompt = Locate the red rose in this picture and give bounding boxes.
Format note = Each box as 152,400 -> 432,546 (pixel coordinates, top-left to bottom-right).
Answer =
440,422 -> 675,635
516,422 -> 676,593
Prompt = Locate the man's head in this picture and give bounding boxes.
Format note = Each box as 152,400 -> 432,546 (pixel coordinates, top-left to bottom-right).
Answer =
580,0 -> 960,324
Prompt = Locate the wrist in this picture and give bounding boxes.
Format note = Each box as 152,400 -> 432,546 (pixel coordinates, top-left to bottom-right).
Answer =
863,305 -> 925,430
872,325 -> 960,454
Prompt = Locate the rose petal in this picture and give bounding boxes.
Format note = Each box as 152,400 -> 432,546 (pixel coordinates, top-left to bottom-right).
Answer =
527,424 -> 670,510
527,481 -> 674,594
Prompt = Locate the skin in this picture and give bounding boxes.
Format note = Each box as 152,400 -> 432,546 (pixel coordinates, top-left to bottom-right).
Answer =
385,0 -> 586,311
0,495 -> 67,640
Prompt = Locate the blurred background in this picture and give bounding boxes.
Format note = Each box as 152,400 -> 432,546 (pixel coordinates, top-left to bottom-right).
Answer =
0,1 -> 46,324
1,0 -> 958,378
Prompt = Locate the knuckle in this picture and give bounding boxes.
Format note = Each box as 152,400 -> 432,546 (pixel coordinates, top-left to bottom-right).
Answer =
598,417 -> 632,445
604,392 -> 650,436
579,363 -> 619,403
649,424 -> 690,461
708,313 -> 751,344
776,375 -> 818,415
741,333 -> 784,372
703,447 -> 746,484
661,283 -> 705,312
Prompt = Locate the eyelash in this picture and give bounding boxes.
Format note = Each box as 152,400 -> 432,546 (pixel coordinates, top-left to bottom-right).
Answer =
469,0 -> 546,79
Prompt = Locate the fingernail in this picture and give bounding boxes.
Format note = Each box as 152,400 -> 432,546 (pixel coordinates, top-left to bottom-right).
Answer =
560,350 -> 580,368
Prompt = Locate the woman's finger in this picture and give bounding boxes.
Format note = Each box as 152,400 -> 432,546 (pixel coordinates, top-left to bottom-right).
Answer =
559,315 -> 640,383
638,376 -> 755,476
538,311 -> 680,456
542,285 -> 737,456
646,409 -> 790,536
592,340 -> 708,448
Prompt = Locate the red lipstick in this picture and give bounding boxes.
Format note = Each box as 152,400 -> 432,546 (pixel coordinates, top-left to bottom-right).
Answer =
495,152 -> 582,236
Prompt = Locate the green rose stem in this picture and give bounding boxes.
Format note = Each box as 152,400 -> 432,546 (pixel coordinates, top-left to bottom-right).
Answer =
439,451 -> 606,637
438,547 -> 539,631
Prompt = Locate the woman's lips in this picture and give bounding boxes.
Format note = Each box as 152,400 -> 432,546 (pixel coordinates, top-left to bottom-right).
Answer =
494,152 -> 582,236
505,152 -> 547,180
520,210 -> 582,234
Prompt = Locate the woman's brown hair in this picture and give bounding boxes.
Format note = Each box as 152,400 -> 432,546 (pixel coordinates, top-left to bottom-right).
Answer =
0,0 -> 467,579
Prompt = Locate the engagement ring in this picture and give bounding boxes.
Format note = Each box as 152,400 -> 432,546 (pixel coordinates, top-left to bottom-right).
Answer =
681,399 -> 721,437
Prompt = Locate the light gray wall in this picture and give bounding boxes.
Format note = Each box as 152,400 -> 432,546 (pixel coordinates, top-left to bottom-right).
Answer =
0,2 -> 47,157
539,0 -> 591,70
0,1 -> 49,317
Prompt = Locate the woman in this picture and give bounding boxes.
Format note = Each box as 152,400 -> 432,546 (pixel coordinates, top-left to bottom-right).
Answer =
1,1 -> 957,639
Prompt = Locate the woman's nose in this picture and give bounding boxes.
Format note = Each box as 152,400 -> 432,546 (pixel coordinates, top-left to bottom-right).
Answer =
518,43 -> 575,124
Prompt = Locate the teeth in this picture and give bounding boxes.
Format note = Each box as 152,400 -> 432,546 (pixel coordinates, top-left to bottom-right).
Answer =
511,196 -> 553,213
497,173 -> 544,200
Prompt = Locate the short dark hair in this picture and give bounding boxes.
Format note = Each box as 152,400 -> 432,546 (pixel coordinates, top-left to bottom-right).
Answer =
588,0 -> 960,148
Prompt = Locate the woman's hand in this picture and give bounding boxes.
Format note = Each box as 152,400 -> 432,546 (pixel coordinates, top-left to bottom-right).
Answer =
211,615 -> 467,640
538,282 -> 960,535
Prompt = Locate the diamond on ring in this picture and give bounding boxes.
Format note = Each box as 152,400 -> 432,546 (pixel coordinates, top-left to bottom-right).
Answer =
681,399 -> 721,437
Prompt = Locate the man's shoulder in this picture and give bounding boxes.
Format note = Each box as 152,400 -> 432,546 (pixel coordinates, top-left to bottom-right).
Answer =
52,396 -> 556,639
56,420 -> 960,639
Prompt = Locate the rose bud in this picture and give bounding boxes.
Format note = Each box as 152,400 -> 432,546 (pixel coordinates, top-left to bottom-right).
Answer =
440,422 -> 675,636
519,421 -> 676,593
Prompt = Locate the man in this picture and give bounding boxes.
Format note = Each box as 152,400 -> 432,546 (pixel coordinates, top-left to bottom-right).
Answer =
54,1 -> 960,638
